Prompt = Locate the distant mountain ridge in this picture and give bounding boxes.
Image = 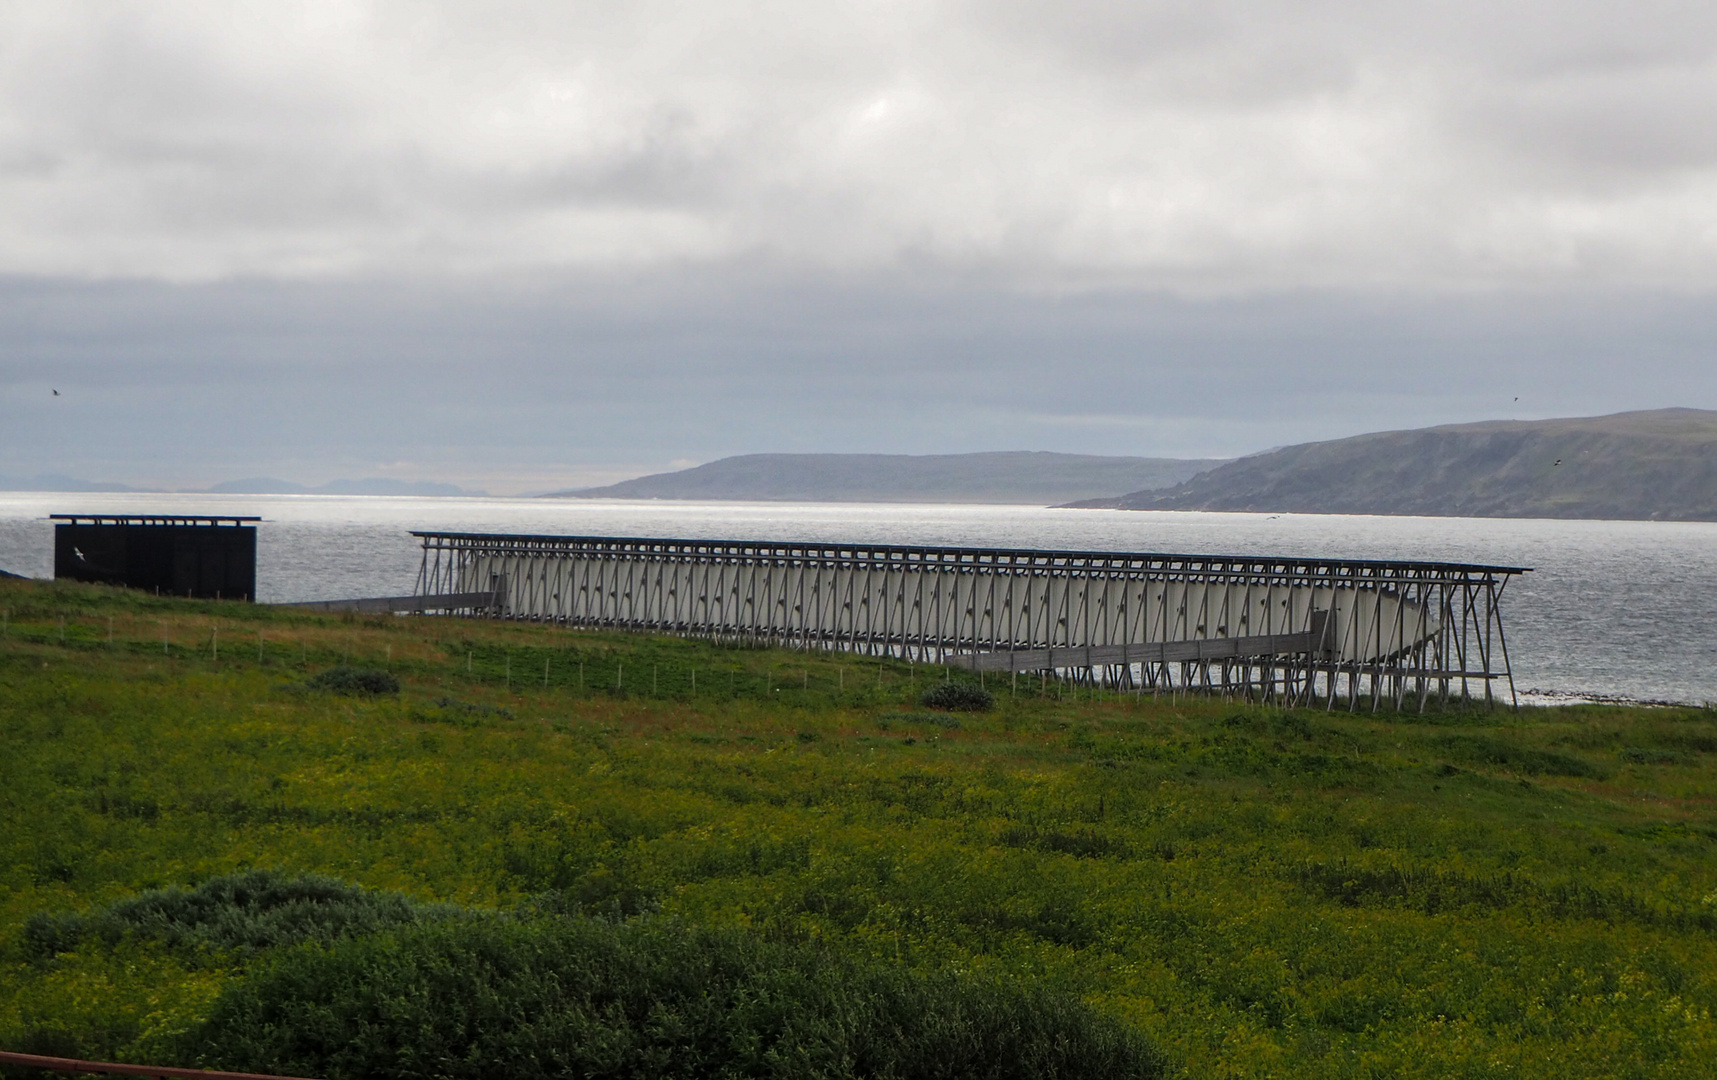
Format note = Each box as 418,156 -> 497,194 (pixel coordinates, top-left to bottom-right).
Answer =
206,477 -> 479,497
547,452 -> 1230,505
0,474 -> 140,493
0,475 -> 483,497
1069,409 -> 1717,521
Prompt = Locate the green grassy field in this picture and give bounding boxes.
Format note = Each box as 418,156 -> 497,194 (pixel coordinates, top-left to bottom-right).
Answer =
2,578 -> 1715,1078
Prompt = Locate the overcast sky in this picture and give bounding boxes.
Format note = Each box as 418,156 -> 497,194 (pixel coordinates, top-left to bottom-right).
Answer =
3,1 -> 1716,492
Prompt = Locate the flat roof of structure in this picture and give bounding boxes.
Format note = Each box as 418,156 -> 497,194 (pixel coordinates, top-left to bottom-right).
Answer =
50,514 -> 261,526
411,530 -> 1531,576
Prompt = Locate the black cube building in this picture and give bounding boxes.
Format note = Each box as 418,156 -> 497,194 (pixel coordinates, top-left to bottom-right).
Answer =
52,515 -> 259,601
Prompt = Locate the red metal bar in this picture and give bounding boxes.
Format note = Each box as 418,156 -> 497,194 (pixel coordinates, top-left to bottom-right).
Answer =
0,1050 -> 322,1080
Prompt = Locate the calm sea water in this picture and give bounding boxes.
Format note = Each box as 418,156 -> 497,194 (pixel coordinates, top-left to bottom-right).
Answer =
2,492 -> 1713,705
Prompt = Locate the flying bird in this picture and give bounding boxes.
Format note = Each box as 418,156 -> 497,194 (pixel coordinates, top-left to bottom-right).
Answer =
1553,459 -> 1562,466
52,389 -> 60,396
73,546 -> 86,561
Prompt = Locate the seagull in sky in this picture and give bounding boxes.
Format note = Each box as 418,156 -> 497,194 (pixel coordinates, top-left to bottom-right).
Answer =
52,389 -> 60,396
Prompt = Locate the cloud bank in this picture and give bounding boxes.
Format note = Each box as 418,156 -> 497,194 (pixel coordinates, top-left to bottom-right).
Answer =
4,1 -> 1717,289
2,2 -> 1716,491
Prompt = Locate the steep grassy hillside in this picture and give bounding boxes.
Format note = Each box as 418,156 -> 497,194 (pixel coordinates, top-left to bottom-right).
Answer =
2,578 -> 1716,1079
1079,409 -> 1717,520
549,451 -> 1227,505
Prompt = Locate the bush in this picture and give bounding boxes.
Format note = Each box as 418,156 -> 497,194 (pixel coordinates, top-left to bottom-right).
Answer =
23,871 -> 456,961
412,696 -> 513,727
999,825 -> 1133,860
1621,746 -> 1689,766
1435,735 -> 1607,778
876,712 -> 960,730
187,917 -> 1161,1080
920,681 -> 994,712
306,667 -> 400,696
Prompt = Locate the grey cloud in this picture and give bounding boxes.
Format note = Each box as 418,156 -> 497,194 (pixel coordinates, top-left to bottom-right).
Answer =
1461,69 -> 1717,181
2,2 -> 1716,286
2,2 -> 1715,493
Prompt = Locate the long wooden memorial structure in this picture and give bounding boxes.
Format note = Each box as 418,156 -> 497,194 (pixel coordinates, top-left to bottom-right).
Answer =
414,532 -> 1526,709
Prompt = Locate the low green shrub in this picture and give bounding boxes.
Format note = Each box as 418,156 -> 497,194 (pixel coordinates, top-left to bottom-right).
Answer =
920,682 -> 994,712
23,871 -> 456,961
1622,746 -> 1689,765
876,712 -> 961,730
306,666 -> 400,696
412,696 -> 513,726
1435,734 -> 1607,778
187,916 -> 1161,1080
998,825 -> 1133,860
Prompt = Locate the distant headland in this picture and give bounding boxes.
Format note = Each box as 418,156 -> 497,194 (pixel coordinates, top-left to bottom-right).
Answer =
0,476 -> 484,497
1063,408 -> 1717,522
543,452 -> 1228,506
12,409 -> 1714,521
546,410 -> 1717,521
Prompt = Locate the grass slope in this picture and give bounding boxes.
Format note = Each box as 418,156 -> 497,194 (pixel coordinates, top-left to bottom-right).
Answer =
2,578 -> 1716,1078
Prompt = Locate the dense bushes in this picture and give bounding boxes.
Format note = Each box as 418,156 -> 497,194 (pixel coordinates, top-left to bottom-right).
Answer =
189,916 -> 1161,1080
20,872 -> 1160,1078
23,871 -> 455,961
22,874 -> 1162,1078
306,666 -> 400,695
920,681 -> 994,712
